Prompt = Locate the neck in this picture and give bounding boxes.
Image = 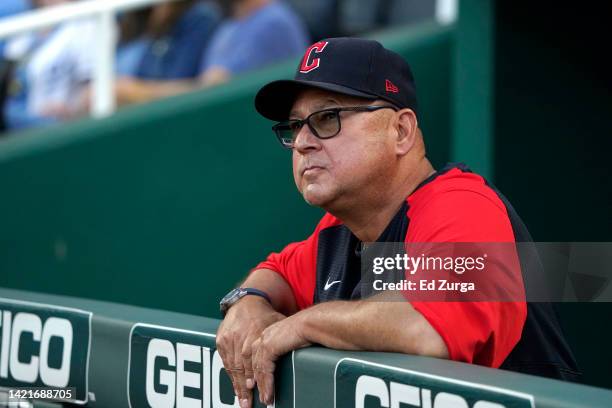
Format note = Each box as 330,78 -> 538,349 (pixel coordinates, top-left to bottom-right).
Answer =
233,0 -> 271,19
332,158 -> 435,243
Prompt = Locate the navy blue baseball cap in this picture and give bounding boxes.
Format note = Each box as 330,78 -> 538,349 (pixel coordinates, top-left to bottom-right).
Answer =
255,37 -> 418,121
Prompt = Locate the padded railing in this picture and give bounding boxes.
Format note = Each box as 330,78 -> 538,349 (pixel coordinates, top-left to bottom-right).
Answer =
1,288 -> 611,408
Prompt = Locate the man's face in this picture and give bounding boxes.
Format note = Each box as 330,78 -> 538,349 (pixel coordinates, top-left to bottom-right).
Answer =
289,89 -> 398,210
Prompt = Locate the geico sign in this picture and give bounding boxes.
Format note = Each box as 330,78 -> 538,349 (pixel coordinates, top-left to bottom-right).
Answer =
0,311 -> 72,387
356,375 -> 504,408
0,301 -> 91,404
129,324 -> 268,408
336,359 -> 533,408
145,339 -> 223,408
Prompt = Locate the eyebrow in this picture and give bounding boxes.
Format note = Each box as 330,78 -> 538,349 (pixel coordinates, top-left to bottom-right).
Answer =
289,98 -> 342,119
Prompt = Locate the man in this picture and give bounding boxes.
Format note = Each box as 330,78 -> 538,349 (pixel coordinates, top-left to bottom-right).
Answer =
2,0 -> 97,129
114,0 -> 309,104
115,0 -> 221,80
216,38 -> 580,408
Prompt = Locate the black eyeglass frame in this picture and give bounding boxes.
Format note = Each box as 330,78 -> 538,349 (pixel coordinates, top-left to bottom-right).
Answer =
272,105 -> 399,149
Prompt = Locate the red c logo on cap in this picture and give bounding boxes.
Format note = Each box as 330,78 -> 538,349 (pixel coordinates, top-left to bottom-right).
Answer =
299,41 -> 329,73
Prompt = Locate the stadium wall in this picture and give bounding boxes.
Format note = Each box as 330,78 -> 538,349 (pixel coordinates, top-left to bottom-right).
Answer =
1,288 -> 611,408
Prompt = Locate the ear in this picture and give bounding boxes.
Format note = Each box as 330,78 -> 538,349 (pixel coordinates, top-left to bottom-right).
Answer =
394,108 -> 418,156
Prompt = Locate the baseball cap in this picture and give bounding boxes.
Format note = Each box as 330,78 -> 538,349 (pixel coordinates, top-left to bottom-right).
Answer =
254,37 -> 418,121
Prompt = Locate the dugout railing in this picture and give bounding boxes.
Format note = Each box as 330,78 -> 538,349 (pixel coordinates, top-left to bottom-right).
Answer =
1,287 -> 611,408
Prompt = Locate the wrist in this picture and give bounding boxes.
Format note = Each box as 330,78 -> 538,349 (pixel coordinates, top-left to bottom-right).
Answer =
235,293 -> 271,309
292,308 -> 312,343
220,287 -> 272,317
225,295 -> 275,321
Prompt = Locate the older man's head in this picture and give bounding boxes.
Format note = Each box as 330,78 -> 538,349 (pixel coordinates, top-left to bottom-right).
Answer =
290,89 -> 420,211
256,38 -> 424,214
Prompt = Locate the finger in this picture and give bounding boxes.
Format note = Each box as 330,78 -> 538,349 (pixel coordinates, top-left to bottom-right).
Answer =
252,338 -> 266,404
267,373 -> 275,405
217,334 -> 243,403
254,338 -> 276,406
232,339 -> 249,406
242,336 -> 255,390
263,371 -> 275,406
258,364 -> 275,405
215,321 -> 231,365
216,333 -> 233,385
215,336 -> 227,368
259,353 -> 275,406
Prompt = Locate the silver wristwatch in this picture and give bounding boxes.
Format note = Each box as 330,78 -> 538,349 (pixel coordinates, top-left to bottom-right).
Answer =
219,287 -> 271,316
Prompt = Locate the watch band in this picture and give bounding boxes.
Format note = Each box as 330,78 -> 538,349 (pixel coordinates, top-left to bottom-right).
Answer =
220,287 -> 272,316
241,288 -> 272,304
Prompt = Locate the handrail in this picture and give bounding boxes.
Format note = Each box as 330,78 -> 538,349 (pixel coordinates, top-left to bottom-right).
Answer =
1,287 -> 611,407
0,0 -> 181,119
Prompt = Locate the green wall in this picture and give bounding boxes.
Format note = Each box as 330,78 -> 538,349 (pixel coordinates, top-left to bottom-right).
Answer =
0,22 -> 453,319
452,0 -> 495,178
490,2 -> 612,389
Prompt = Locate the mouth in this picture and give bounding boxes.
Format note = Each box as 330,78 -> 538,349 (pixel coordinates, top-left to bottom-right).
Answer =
302,165 -> 324,176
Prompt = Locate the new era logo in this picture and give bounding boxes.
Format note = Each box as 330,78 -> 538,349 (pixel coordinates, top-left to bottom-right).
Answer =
385,79 -> 399,93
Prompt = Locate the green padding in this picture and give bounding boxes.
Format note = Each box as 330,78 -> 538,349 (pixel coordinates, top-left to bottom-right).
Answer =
1,288 -> 611,408
0,22 -> 453,318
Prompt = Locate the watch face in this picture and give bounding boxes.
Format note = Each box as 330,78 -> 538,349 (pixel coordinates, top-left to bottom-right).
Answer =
220,288 -> 244,313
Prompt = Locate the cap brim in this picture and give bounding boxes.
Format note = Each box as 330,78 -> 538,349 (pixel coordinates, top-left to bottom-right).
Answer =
255,79 -> 378,121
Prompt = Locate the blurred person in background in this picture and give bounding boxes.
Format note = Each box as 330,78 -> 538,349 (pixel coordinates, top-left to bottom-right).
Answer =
37,0 -> 220,124
198,0 -> 309,84
116,0 -> 220,80
1,0 -> 97,130
115,0 -> 309,104
1,0 -> 221,131
113,0 -> 220,106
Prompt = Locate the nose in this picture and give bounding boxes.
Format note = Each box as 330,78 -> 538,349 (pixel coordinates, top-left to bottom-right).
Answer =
293,123 -> 322,154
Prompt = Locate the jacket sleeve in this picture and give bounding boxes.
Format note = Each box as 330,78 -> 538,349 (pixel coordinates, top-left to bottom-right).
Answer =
406,189 -> 527,367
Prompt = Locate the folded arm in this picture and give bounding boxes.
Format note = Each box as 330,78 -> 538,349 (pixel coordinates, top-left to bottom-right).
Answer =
215,268 -> 297,408
252,292 -> 448,405
115,67 -> 232,105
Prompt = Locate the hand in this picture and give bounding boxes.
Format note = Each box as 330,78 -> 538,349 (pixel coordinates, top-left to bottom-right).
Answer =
39,101 -> 85,121
114,76 -> 145,105
199,66 -> 231,88
252,313 -> 311,405
216,296 -> 285,408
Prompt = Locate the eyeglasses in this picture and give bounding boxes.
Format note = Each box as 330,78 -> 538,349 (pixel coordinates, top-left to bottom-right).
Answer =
272,105 -> 399,149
